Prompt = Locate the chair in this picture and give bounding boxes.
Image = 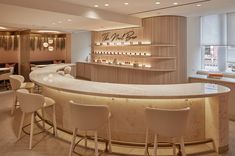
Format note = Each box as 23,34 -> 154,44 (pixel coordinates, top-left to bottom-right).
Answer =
64,66 -> 72,75
16,89 -> 57,149
64,66 -> 74,78
0,67 -> 14,89
144,107 -> 190,156
9,75 -> 35,115
68,101 -> 112,156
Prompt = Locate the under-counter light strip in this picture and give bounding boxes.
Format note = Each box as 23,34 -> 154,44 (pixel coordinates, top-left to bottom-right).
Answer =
0,26 -> 7,30
37,30 -> 61,33
129,0 -> 211,15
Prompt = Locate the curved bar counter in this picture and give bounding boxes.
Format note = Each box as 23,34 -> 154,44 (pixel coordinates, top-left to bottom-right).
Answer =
30,64 -> 230,154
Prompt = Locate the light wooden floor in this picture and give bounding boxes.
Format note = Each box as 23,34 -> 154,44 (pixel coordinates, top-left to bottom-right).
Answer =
0,90 -> 234,156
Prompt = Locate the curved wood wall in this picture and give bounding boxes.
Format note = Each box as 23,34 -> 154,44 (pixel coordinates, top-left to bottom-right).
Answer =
142,16 -> 187,84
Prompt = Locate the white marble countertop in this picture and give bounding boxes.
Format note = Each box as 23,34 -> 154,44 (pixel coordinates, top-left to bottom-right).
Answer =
29,64 -> 230,99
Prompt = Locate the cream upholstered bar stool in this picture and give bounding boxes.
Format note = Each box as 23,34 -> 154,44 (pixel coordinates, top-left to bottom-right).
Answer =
9,75 -> 35,115
64,66 -> 74,78
144,107 -> 190,156
68,101 -> 112,156
16,89 -> 57,149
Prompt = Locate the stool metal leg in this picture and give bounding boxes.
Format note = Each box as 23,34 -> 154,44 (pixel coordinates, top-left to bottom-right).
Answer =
52,105 -> 57,136
172,138 -> 177,156
107,118 -> 112,153
180,137 -> 186,156
11,91 -> 17,115
84,132 -> 87,147
17,112 -> 25,140
29,112 -> 35,149
41,107 -> 45,129
69,128 -> 77,156
144,128 -> 149,155
153,134 -> 158,156
94,131 -> 98,156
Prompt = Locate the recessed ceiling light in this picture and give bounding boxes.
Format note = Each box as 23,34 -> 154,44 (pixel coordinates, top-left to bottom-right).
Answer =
58,21 -> 62,23
52,22 -> 56,25
155,2 -> 160,5
67,19 -> 72,22
196,4 -> 202,7
104,3 -> 109,7
124,2 -> 129,5
0,26 -> 7,30
173,2 -> 178,5
94,4 -> 99,7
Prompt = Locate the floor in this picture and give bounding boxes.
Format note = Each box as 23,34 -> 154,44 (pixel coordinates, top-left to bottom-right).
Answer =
0,90 -> 235,156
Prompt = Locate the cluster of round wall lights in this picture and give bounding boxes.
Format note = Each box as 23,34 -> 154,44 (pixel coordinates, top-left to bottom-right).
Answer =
43,39 -> 54,51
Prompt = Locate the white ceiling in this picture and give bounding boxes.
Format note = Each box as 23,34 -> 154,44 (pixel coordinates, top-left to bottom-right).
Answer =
0,0 -> 235,32
59,0 -> 235,17
0,3 -> 137,32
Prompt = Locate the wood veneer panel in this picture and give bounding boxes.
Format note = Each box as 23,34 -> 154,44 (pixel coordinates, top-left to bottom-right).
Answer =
88,16 -> 187,84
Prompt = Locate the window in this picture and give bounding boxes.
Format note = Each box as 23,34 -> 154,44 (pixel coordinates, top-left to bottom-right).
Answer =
227,46 -> 235,72
202,46 -> 218,71
201,46 -> 227,71
201,12 -> 235,72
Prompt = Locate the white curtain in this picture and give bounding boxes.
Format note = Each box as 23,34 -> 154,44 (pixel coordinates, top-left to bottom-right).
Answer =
228,12 -> 235,46
201,14 -> 227,46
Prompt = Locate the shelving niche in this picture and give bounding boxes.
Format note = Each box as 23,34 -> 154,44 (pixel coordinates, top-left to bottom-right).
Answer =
92,42 -> 176,72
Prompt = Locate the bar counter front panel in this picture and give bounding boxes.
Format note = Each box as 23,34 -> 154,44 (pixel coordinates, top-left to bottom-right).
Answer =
30,64 -> 230,154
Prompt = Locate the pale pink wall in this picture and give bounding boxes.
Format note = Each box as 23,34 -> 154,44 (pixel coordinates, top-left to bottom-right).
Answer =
0,50 -> 18,63
0,34 -> 70,64
30,49 -> 66,62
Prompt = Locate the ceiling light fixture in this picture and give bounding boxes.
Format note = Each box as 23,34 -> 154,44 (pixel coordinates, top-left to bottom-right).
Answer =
58,21 -> 62,23
155,2 -> 160,5
94,4 -> 99,7
173,2 -> 178,5
48,46 -> 54,51
0,26 -> 7,30
196,4 -> 202,7
67,19 -> 72,22
124,2 -> 129,5
104,3 -> 109,7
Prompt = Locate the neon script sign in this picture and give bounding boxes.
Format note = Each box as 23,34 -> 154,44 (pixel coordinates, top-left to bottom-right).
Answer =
101,31 -> 137,42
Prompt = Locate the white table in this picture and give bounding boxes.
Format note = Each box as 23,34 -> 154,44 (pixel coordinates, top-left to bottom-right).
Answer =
0,68 -> 10,74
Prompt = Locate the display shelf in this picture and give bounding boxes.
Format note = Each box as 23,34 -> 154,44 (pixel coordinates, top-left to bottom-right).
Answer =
91,62 -> 176,72
93,54 -> 176,59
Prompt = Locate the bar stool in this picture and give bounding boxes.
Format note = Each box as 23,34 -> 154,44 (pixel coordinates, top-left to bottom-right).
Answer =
68,100 -> 112,156
144,107 -> 190,156
16,89 -> 57,149
9,75 -> 35,115
64,66 -> 74,78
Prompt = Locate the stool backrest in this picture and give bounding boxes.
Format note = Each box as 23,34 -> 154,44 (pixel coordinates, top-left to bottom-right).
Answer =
9,75 -> 25,90
64,66 -> 71,74
16,89 -> 45,113
69,100 -> 109,131
145,107 -> 190,137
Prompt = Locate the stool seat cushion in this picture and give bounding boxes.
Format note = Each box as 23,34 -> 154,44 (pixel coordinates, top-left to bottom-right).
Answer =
21,82 -> 35,89
44,97 -> 55,107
